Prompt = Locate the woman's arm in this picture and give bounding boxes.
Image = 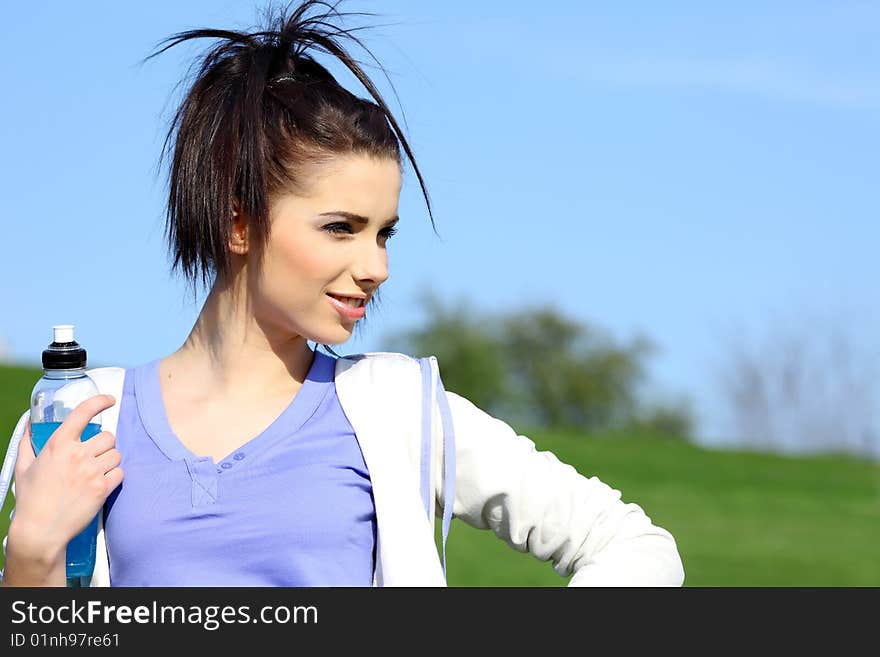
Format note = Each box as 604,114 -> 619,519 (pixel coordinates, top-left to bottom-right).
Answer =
1,396 -> 122,587
2,510 -> 67,587
1,414 -> 66,586
438,390 -> 685,586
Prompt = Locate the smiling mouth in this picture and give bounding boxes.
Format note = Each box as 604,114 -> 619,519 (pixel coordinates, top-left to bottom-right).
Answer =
326,293 -> 366,308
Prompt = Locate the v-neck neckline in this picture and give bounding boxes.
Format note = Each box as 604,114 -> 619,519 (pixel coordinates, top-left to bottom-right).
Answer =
135,349 -> 334,469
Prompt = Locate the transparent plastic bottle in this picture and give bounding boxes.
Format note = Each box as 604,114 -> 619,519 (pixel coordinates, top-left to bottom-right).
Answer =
28,324 -> 103,587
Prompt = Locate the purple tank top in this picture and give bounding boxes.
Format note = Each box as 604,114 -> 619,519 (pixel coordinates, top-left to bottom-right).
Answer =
103,349 -> 377,586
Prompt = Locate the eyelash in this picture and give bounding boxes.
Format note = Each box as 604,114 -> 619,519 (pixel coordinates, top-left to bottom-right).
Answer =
324,223 -> 398,239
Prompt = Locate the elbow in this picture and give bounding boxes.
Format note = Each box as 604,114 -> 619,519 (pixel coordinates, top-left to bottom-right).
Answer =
629,527 -> 686,586
567,523 -> 686,587
625,530 -> 686,586
659,534 -> 686,586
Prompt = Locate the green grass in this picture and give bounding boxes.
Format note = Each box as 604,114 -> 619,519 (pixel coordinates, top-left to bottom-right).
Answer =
2,364 -> 878,585
443,428 -> 880,586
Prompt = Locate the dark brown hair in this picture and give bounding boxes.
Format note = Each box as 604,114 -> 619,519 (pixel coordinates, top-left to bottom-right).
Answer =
140,0 -> 436,352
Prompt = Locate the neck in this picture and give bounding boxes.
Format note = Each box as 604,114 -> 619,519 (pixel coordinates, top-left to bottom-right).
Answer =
168,276 -> 315,399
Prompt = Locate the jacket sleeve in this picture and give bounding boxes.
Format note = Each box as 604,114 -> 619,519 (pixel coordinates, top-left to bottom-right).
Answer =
438,390 -> 685,586
1,410 -> 29,581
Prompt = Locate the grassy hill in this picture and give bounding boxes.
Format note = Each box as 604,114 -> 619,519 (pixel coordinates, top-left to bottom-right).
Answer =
2,363 -> 878,585
443,428 -> 879,586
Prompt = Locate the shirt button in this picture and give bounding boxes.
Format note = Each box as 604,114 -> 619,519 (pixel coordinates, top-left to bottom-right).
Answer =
233,453 -> 245,461
216,468 -> 222,474
221,462 -> 233,469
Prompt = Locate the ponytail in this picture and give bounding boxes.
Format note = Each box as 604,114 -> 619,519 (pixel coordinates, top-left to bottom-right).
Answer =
140,0 -> 436,314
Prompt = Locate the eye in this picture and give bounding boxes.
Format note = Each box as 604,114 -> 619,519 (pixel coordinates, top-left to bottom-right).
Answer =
323,223 -> 398,241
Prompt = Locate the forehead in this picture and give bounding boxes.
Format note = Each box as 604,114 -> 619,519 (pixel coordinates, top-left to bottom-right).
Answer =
295,154 -> 402,208
268,154 -> 402,230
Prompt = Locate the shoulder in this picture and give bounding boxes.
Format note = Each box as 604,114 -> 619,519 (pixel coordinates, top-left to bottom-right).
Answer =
85,366 -> 127,390
337,350 -> 422,364
331,352 -> 432,433
333,350 -> 430,392
335,350 -> 424,371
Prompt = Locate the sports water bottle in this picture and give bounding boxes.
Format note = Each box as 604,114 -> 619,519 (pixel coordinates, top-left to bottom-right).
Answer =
29,324 -> 103,587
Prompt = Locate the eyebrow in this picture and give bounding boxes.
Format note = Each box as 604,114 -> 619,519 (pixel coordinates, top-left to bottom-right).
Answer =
319,211 -> 399,227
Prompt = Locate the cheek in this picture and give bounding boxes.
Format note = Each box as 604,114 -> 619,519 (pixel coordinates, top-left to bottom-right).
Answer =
262,233 -> 334,290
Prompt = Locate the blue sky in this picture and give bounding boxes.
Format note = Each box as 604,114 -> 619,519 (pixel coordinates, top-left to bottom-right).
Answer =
1,1 -> 877,448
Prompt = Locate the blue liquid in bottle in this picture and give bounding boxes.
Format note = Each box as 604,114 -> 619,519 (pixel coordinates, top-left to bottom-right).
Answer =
30,421 -> 104,579
30,324 -> 105,586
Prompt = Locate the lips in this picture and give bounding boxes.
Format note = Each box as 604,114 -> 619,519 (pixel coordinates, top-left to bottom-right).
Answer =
327,293 -> 365,307
326,293 -> 366,319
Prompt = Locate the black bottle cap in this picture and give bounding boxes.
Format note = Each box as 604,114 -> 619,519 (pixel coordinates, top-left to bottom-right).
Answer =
42,342 -> 87,369
42,325 -> 87,370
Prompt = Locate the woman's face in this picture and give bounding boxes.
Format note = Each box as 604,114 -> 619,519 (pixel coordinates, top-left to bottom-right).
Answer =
247,153 -> 402,346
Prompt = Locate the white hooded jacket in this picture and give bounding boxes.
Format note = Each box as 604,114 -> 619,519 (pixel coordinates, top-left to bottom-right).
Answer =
1,351 -> 685,587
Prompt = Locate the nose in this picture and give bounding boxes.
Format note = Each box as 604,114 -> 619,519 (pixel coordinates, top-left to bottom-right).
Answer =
354,238 -> 389,289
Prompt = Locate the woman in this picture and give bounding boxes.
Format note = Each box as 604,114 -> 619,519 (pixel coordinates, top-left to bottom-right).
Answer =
1,0 -> 684,587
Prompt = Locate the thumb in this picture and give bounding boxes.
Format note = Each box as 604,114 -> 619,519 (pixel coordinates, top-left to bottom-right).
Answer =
46,394 -> 116,448
13,418 -> 36,480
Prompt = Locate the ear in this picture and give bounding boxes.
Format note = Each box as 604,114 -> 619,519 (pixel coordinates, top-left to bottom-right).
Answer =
228,199 -> 249,255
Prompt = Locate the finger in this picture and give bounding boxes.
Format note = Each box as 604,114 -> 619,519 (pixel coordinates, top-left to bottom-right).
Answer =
104,466 -> 124,493
46,394 -> 116,447
13,420 -> 36,478
83,431 -> 116,457
95,448 -> 122,475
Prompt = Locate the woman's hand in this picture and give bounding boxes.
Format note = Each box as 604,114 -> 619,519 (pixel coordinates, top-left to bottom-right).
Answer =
2,394 -> 123,586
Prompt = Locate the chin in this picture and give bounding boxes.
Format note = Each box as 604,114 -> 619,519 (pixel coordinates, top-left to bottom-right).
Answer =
307,324 -> 355,347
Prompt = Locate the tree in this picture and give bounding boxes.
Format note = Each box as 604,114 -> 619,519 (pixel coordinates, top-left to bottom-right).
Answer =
714,312 -> 880,459
495,304 -> 655,432
382,290 -> 515,417
384,291 -> 694,439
